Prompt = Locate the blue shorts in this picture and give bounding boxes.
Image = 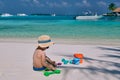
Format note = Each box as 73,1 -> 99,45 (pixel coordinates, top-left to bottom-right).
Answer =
33,66 -> 46,71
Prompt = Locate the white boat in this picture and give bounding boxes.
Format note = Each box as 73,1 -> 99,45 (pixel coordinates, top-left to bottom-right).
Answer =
1,13 -> 13,17
51,13 -> 56,16
17,13 -> 27,16
76,14 -> 103,20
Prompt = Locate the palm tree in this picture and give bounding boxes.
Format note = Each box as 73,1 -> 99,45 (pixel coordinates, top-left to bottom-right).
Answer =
108,3 -> 117,11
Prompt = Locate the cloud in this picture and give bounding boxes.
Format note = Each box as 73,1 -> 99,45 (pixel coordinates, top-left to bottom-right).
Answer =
45,1 -> 71,8
75,0 -> 90,7
32,0 -> 44,7
33,0 -> 39,4
20,0 -> 45,7
97,1 -> 107,6
20,0 -> 39,4
62,1 -> 68,6
82,0 -> 90,7
46,2 -> 59,7
82,0 -> 87,4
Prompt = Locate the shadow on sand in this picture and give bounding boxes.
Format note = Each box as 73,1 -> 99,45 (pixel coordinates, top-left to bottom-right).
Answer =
57,46 -> 120,80
97,47 -> 120,52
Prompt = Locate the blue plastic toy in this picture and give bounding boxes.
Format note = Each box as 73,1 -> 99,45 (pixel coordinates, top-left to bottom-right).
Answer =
71,58 -> 80,65
62,58 -> 80,65
61,58 -> 69,64
69,60 -> 73,64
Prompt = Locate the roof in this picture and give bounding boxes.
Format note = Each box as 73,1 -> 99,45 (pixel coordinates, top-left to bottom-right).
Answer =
113,8 -> 120,12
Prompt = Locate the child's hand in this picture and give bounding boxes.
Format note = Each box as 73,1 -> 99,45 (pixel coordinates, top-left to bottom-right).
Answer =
52,61 -> 55,64
52,61 -> 57,67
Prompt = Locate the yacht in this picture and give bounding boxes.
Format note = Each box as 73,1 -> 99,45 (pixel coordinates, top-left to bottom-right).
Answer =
76,13 -> 103,20
1,13 -> 13,17
51,13 -> 56,16
17,13 -> 27,16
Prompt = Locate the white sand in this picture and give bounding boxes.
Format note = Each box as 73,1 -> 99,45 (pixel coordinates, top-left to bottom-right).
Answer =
0,41 -> 120,80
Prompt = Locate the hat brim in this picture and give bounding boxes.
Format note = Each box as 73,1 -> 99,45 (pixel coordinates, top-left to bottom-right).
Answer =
38,42 -> 54,48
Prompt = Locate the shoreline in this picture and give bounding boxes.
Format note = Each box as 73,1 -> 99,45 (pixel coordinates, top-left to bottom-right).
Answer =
0,37 -> 120,46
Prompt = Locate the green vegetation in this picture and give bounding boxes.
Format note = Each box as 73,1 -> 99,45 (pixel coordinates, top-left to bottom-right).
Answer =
108,3 -> 117,11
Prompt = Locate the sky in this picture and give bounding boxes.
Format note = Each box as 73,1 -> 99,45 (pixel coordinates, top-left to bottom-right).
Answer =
0,0 -> 120,15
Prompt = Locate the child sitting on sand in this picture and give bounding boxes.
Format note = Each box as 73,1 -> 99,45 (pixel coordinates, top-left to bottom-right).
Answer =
33,35 -> 56,71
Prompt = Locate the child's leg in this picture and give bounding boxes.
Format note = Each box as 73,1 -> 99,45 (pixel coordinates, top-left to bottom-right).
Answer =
45,63 -> 56,71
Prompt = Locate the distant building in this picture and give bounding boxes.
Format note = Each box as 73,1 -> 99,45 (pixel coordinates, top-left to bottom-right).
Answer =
113,8 -> 120,16
113,8 -> 120,12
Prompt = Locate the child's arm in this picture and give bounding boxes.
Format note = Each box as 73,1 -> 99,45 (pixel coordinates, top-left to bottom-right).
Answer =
46,56 -> 55,63
46,56 -> 56,67
41,53 -> 56,70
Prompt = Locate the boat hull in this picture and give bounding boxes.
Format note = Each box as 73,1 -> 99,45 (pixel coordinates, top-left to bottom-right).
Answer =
76,15 -> 102,20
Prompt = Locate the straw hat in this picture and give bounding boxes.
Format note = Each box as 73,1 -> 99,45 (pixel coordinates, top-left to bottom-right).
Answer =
38,35 -> 54,48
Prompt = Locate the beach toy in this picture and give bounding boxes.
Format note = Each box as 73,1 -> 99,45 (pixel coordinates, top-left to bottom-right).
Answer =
44,69 -> 61,76
56,62 -> 62,68
74,53 -> 84,59
69,58 -> 80,65
80,59 -> 83,63
69,60 -> 73,64
61,57 -> 82,65
72,58 -> 80,65
74,53 -> 84,64
57,62 -> 62,65
61,58 -> 69,64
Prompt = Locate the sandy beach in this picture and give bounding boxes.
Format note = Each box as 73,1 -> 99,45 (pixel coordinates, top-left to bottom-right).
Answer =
0,0 -> 120,80
0,40 -> 120,80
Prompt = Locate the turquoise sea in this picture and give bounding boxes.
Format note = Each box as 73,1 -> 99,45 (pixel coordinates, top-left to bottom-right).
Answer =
0,15 -> 120,42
